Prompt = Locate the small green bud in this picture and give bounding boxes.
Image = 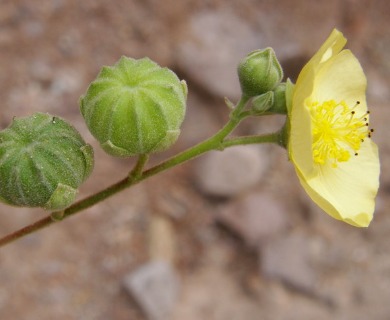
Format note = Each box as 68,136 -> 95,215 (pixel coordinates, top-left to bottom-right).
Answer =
251,83 -> 288,115
80,56 -> 187,157
238,48 -> 283,97
0,113 -> 94,210
268,82 -> 287,114
252,91 -> 274,114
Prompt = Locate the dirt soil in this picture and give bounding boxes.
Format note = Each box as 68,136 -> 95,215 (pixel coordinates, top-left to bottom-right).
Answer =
0,1 -> 390,320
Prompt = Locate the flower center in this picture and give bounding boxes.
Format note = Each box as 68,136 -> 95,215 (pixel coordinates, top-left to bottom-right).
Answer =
309,100 -> 372,167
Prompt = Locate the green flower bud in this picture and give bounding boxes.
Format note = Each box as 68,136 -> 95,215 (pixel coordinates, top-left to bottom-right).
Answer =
251,83 -> 288,115
238,48 -> 283,97
252,91 -> 274,114
0,113 -> 94,210
269,82 -> 287,114
80,56 -> 187,157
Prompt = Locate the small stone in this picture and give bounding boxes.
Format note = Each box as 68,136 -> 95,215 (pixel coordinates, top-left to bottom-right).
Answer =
367,69 -> 390,103
217,192 -> 289,246
50,68 -> 83,96
123,261 -> 180,320
22,21 -> 44,38
260,232 -> 318,293
176,10 -> 260,100
149,215 -> 176,263
30,60 -> 53,83
254,0 -> 341,62
195,145 -> 268,197
180,94 -> 221,146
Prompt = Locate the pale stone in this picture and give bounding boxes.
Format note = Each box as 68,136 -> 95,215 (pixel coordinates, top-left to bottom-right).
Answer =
217,192 -> 289,245
195,145 -> 268,197
260,232 -> 318,293
123,261 -> 180,320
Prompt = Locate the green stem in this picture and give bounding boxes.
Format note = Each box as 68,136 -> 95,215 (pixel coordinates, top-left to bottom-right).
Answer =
221,131 -> 283,149
0,216 -> 53,247
129,154 -> 149,180
0,95 -> 283,248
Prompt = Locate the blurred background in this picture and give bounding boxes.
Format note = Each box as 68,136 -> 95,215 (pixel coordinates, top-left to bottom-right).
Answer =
0,0 -> 389,319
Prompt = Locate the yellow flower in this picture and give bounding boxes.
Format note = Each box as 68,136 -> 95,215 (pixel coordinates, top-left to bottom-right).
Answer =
286,29 -> 380,227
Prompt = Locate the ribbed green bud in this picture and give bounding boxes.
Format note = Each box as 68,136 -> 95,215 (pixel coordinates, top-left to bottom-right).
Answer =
80,56 -> 187,157
0,113 -> 94,210
238,48 -> 283,97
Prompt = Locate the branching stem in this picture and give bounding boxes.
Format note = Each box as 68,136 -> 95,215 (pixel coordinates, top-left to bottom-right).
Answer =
0,96 -> 282,247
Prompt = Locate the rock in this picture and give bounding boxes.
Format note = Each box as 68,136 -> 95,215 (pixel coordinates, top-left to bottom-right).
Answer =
367,69 -> 390,103
148,215 -> 176,263
194,145 -> 268,197
171,240 -> 263,320
176,3 -> 341,100
217,192 -> 289,246
50,68 -> 83,96
30,60 -> 53,83
260,232 -> 318,294
254,0 -> 341,61
176,10 -> 260,100
123,261 -> 180,320
179,93 -> 222,146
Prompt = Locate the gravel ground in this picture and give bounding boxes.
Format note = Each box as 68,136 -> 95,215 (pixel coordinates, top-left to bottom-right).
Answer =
0,1 -> 390,319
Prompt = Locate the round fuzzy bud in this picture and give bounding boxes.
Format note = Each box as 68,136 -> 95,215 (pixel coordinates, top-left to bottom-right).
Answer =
80,56 -> 187,157
238,48 -> 283,97
0,113 -> 94,210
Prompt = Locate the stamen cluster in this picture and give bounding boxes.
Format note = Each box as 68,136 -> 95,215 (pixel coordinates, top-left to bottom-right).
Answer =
309,100 -> 372,167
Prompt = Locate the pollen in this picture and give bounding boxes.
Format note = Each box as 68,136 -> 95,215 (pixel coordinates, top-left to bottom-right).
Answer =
309,100 -> 371,167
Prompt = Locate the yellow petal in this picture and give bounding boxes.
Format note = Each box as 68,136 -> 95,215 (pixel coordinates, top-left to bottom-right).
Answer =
288,28 -> 380,227
313,50 -> 367,111
297,140 -> 379,227
288,30 -> 348,179
285,78 -> 295,113
305,29 -> 347,73
288,106 -> 313,177
290,29 -> 347,118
